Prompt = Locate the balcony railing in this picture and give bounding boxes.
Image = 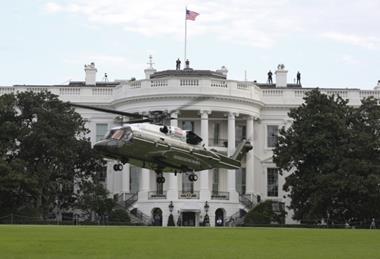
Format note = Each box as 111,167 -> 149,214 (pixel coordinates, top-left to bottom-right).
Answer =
209,138 -> 228,147
148,191 -> 167,200
178,191 -> 200,199
211,191 -> 229,200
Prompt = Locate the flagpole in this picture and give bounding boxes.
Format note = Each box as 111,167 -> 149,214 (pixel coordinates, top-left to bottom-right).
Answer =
184,6 -> 187,62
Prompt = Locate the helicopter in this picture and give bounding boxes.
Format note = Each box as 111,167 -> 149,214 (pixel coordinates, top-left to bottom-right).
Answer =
71,102 -> 253,184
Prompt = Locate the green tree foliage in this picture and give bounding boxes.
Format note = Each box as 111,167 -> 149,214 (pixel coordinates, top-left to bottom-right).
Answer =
244,200 -> 286,225
109,209 -> 131,224
0,91 -> 111,219
273,89 -> 380,224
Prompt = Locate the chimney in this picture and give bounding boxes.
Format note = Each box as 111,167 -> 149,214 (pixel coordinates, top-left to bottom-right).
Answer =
84,62 -> 97,85
275,64 -> 288,87
216,66 -> 228,77
375,80 -> 380,90
144,55 -> 157,79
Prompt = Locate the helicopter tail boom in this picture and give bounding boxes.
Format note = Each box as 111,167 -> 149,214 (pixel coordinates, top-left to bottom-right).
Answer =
230,139 -> 253,161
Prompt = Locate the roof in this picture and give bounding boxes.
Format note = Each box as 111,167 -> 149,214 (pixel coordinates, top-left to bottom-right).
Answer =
256,83 -> 303,89
13,81 -> 120,88
150,69 -> 226,80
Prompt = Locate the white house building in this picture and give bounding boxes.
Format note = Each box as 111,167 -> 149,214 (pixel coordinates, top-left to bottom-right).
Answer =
1,60 -> 379,226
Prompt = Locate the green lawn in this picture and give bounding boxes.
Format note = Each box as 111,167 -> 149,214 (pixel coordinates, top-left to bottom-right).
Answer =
0,225 -> 379,259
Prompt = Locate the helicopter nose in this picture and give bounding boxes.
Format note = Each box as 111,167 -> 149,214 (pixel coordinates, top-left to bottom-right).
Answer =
94,140 -> 119,154
94,140 -> 107,153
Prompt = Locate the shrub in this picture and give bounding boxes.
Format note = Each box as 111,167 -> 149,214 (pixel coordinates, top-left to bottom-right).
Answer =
244,200 -> 286,225
109,209 -> 130,224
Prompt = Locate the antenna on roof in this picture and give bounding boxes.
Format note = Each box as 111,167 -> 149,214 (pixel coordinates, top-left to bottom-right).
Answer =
147,55 -> 154,69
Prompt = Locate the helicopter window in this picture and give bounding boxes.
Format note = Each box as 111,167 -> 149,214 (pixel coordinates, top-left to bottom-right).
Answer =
160,126 -> 169,134
105,129 -> 117,139
123,127 -> 133,141
111,129 -> 125,140
186,131 -> 203,145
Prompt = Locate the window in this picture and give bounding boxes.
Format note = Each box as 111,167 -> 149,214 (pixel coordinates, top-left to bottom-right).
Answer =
96,123 -> 108,142
182,173 -> 194,193
130,166 -> 140,194
212,169 -> 219,193
267,125 -> 279,148
267,168 -> 278,197
156,181 -> 163,194
236,125 -> 246,141
97,166 -> 107,182
236,168 -> 246,195
182,121 -> 194,131
213,123 -> 220,146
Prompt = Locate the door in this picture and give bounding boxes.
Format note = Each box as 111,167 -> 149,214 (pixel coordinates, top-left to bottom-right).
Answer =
182,212 -> 195,226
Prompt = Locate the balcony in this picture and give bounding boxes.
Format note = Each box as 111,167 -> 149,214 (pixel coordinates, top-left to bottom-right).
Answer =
148,191 -> 167,200
211,191 -> 229,200
209,138 -> 228,147
178,191 -> 200,199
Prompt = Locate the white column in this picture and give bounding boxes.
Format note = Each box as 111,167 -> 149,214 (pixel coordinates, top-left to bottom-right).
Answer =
121,164 -> 130,195
200,110 -> 210,200
106,162 -> 114,194
167,112 -> 179,200
246,116 -> 255,194
227,112 -> 238,201
139,168 -> 150,200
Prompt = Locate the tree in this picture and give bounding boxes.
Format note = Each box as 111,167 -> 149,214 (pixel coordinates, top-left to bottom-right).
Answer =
274,89 -> 380,224
0,91 -> 110,219
244,200 -> 286,225
76,178 -> 115,223
109,209 -> 131,224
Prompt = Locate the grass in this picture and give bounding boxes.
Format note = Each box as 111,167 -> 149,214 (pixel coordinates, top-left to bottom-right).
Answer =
0,225 -> 379,259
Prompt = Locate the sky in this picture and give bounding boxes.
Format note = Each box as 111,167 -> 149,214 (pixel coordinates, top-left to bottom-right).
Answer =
0,0 -> 380,89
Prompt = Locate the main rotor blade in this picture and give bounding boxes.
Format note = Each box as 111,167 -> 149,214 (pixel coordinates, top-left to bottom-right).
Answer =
126,118 -> 153,124
169,96 -> 210,115
70,103 -> 144,119
177,117 -> 248,121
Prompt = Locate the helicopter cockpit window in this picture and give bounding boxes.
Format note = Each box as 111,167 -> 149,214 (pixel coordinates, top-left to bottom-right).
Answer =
105,129 -> 117,139
160,126 -> 169,134
109,127 -> 133,141
124,127 -> 133,141
186,131 -> 203,145
111,129 -> 125,140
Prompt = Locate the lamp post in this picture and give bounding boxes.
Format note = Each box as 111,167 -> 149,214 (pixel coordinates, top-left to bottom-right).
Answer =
204,201 -> 209,214
203,201 -> 210,226
167,201 -> 175,226
169,201 -> 174,214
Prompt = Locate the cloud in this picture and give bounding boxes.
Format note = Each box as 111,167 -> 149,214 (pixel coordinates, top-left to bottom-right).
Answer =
44,2 -> 63,13
43,0 -> 380,49
321,32 -> 380,50
43,0 -> 297,48
64,54 -> 145,70
340,54 -> 361,65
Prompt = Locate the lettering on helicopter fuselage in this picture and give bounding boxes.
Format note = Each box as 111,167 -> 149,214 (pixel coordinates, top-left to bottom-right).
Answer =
173,155 -> 200,165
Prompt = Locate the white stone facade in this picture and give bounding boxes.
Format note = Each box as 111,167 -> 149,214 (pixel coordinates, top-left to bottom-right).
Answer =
1,62 -> 379,226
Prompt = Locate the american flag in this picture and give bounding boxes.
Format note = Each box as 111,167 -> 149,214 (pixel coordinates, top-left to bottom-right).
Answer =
186,9 -> 199,21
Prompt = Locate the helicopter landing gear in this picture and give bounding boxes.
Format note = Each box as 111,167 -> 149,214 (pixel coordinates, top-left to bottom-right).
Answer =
113,163 -> 123,171
188,173 -> 198,182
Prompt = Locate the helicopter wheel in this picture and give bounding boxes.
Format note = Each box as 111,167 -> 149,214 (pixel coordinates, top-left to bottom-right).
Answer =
188,174 -> 198,182
113,163 -> 123,171
156,176 -> 166,184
